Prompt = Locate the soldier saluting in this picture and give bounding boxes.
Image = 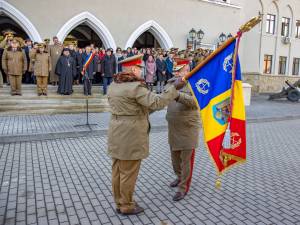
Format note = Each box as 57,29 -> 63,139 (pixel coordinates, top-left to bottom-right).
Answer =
166,60 -> 201,201
107,54 -> 185,215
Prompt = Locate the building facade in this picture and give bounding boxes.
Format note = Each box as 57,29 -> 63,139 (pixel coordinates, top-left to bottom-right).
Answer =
0,0 -> 299,92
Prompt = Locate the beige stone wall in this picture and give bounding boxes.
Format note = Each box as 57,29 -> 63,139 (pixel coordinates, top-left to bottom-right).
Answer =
243,73 -> 300,93
4,0 -> 243,49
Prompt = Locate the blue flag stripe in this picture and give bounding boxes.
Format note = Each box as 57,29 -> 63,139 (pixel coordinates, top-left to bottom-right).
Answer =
188,41 -> 241,109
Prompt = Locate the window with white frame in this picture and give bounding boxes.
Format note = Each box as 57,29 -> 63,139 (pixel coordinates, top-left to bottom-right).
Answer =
266,14 -> 276,34
279,56 -> 287,75
281,17 -> 290,37
296,20 -> 300,38
264,55 -> 273,74
292,58 -> 300,75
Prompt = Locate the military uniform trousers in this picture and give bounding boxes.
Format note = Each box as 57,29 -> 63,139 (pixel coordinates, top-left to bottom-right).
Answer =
36,76 -> 48,94
9,74 -> 22,95
112,159 -> 141,213
171,149 -> 195,193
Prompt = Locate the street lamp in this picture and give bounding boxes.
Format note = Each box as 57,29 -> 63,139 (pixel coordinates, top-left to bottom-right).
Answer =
227,33 -> 233,39
219,33 -> 227,42
189,28 -> 197,40
197,29 -> 205,40
187,28 -> 205,50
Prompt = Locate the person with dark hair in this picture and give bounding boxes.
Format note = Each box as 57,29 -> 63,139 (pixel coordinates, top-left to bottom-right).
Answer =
29,43 -> 51,96
143,48 -> 151,62
117,50 -> 127,73
55,48 -> 76,95
81,45 -> 97,95
101,48 -> 116,95
126,47 -> 134,57
115,47 -> 123,73
165,52 -> 174,80
1,38 -> 27,96
75,48 -> 83,84
23,38 -> 33,84
49,36 -> 63,85
0,32 -> 14,85
132,47 -> 139,55
188,54 -> 196,71
145,55 -> 156,91
156,53 -> 167,93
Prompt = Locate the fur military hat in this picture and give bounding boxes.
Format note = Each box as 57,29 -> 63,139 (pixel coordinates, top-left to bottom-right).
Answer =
37,43 -> 46,48
119,54 -> 144,68
173,59 -> 189,72
2,30 -> 15,38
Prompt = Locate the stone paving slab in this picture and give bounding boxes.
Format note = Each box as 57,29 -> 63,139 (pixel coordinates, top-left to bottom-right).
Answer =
1,119 -> 300,225
0,95 -> 299,137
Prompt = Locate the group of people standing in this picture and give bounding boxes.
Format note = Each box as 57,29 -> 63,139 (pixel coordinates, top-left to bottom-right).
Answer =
0,33 -> 212,97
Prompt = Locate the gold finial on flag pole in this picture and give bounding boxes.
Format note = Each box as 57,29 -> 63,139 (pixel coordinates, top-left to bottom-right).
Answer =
239,15 -> 262,34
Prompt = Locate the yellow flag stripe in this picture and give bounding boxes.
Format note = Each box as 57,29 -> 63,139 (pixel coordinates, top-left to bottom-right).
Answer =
231,80 -> 246,120
200,90 -> 231,142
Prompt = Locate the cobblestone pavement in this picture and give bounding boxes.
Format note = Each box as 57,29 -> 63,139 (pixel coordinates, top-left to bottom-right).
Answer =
1,118 -> 300,225
0,95 -> 299,137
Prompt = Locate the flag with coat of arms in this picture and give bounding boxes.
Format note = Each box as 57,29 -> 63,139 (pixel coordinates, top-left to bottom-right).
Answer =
183,16 -> 262,185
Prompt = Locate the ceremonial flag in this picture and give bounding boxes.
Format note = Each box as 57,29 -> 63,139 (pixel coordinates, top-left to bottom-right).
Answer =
184,35 -> 246,178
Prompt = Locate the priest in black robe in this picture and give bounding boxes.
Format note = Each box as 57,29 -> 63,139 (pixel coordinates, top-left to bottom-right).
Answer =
55,48 -> 76,95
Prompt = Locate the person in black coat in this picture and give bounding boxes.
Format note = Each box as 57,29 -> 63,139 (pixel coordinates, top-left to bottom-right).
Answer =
117,50 -> 127,73
75,48 -> 83,84
81,46 -> 97,96
156,53 -> 167,93
68,43 -> 80,85
55,48 -> 77,95
23,39 -> 33,84
101,48 -> 116,95
188,54 -> 196,71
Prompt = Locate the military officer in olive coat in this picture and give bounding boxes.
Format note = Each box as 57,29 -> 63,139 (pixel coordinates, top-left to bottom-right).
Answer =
2,38 -> 27,95
29,43 -> 52,96
166,60 -> 201,201
107,55 -> 186,215
49,36 -> 63,85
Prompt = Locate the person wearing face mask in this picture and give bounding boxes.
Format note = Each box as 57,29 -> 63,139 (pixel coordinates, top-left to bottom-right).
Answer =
29,43 -> 51,96
1,38 -> 27,96
166,59 -> 201,202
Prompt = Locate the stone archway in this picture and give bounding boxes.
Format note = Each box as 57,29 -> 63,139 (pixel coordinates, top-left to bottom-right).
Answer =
0,0 -> 42,41
125,20 -> 173,50
56,11 -> 116,49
